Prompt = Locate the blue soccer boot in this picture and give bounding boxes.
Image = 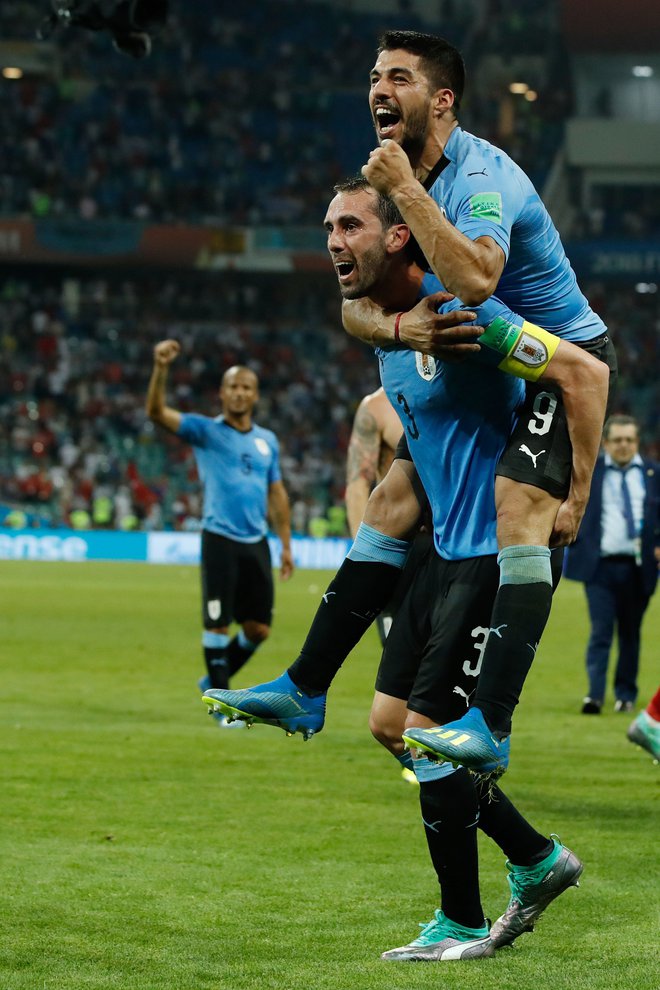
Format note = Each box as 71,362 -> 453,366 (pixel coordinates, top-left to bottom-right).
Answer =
202,670 -> 326,741
402,707 -> 510,776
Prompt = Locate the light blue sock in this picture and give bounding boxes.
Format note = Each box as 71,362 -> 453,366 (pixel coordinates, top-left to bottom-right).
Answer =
237,629 -> 259,652
413,756 -> 460,783
497,545 -> 552,585
202,631 -> 230,649
348,522 -> 411,568
396,750 -> 415,772
202,630 -> 230,685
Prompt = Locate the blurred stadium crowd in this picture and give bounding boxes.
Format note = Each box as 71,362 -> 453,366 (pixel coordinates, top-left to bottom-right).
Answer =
2,269 -> 657,534
1,270 -> 377,533
2,0 -> 567,225
1,0 -> 658,534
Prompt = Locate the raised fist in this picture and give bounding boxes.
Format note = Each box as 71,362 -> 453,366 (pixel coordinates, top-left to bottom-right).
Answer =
153,339 -> 181,366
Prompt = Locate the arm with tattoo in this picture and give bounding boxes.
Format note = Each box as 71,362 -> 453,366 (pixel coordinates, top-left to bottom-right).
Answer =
345,400 -> 383,538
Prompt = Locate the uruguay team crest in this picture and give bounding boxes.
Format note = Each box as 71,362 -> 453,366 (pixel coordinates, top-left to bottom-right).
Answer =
255,438 -> 270,456
415,352 -> 437,380
207,599 -> 221,621
512,332 -> 548,367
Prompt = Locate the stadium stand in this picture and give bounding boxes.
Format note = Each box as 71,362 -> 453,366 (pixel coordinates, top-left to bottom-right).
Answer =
0,0 -> 556,224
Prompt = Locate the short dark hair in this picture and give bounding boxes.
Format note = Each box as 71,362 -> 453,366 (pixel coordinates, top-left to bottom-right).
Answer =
604,414 -> 639,439
378,30 -> 465,110
333,174 -> 404,229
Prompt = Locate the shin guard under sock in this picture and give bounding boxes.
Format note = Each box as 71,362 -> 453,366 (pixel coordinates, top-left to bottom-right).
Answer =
476,780 -> 551,865
226,630 -> 260,677
473,546 -> 553,734
288,524 -> 410,694
418,764 -> 484,928
203,631 -> 230,689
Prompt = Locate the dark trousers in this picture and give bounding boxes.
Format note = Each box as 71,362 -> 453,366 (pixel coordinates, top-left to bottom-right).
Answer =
584,557 -> 651,703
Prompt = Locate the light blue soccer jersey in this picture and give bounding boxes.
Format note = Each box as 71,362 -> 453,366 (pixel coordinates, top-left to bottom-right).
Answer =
426,127 -> 606,342
377,326 -> 525,560
177,414 -> 281,542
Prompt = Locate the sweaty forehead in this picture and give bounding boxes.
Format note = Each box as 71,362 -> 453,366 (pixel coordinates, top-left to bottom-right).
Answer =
224,369 -> 257,387
371,48 -> 420,76
326,191 -> 377,225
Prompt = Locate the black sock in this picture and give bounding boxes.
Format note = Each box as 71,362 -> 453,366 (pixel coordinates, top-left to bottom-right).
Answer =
226,635 -> 258,678
473,582 -> 553,734
550,547 -> 564,590
205,650 -> 229,690
419,768 -> 484,928
287,558 -> 402,694
476,780 -> 551,865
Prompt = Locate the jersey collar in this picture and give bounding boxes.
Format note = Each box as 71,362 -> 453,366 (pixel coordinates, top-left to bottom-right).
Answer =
422,126 -> 460,190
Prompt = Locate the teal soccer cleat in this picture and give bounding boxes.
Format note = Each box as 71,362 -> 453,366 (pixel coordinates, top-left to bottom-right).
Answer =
202,670 -> 326,741
489,838 -> 583,947
627,710 -> 660,762
402,707 -> 510,776
380,909 -> 494,961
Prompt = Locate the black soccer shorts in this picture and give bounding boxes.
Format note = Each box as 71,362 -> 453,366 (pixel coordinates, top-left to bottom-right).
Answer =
200,529 -> 274,628
376,530 -> 434,646
496,332 -> 618,498
376,550 -> 500,725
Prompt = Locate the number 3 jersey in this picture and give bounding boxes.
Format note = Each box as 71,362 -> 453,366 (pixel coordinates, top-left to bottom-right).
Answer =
376,333 -> 525,562
177,414 -> 281,542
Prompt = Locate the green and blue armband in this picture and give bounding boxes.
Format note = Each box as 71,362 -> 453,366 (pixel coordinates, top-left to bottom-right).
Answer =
478,316 -> 559,381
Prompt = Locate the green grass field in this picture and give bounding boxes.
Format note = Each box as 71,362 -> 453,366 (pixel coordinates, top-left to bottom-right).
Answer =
1,560 -> 658,990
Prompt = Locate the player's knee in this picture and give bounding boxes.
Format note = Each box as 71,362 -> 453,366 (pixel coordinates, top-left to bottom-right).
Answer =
363,483 -> 394,533
403,711 -> 433,732
364,480 -> 418,540
241,621 -> 270,643
369,711 -> 405,756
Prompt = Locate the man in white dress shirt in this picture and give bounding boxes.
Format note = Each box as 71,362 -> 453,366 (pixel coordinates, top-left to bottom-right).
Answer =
565,415 -> 660,713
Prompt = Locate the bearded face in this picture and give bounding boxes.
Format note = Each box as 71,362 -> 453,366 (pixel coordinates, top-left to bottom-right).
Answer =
370,49 -> 435,160
324,190 -> 392,300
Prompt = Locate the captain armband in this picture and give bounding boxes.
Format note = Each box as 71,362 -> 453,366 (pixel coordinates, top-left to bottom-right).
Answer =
478,316 -> 560,382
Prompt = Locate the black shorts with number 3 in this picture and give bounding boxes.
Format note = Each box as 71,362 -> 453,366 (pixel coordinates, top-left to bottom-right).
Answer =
496,332 -> 617,498
376,549 -> 501,725
200,529 -> 274,628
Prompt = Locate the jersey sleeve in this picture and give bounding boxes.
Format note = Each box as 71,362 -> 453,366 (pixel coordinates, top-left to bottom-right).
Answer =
267,434 -> 282,484
177,413 -> 211,447
444,159 -> 525,262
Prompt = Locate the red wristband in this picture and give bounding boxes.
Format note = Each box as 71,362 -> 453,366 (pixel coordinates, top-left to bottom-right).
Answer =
394,312 -> 403,344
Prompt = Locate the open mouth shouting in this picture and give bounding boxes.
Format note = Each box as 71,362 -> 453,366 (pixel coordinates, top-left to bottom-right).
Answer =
334,259 -> 356,284
374,102 -> 401,140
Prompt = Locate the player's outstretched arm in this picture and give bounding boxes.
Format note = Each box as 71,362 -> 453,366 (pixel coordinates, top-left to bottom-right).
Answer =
342,292 -> 481,359
362,139 -> 505,305
539,340 -> 609,545
478,311 -> 609,545
145,339 -> 182,433
268,480 -> 294,580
